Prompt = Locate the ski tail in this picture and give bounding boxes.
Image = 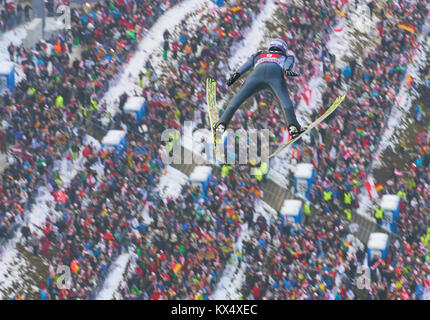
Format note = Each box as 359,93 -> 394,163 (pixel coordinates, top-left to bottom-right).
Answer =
269,94 -> 346,158
206,77 -> 223,161
206,77 -> 218,140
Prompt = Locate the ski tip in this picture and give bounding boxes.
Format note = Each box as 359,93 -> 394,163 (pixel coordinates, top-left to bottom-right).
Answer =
206,77 -> 216,88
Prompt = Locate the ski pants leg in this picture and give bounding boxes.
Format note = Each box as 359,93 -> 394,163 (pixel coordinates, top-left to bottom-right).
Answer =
219,63 -> 300,129
264,64 -> 301,129
218,74 -> 265,127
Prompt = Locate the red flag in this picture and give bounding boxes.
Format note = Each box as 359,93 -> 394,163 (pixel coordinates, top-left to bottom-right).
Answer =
180,64 -> 193,73
11,146 -> 22,154
301,92 -> 309,106
364,177 -> 378,201
312,146 -> 318,169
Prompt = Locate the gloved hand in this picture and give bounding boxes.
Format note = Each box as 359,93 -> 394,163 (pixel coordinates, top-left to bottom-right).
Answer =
226,72 -> 240,86
286,71 -> 300,77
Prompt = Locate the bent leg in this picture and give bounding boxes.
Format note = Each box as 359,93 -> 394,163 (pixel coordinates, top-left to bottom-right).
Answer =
218,78 -> 263,127
268,80 -> 301,129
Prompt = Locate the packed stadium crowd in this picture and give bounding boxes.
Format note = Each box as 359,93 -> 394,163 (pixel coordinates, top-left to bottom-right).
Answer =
121,0 -> 430,300
35,0 -> 268,299
0,0 -> 183,298
369,124 -> 430,300
116,0 -> 269,300
1,0 -> 265,299
299,0 -> 428,218
0,0 -> 181,240
240,0 -> 430,300
120,174 -> 259,299
0,0 -> 429,300
0,1 -> 32,32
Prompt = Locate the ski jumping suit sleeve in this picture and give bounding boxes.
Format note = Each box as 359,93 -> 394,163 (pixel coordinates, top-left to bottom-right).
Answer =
236,53 -> 258,75
218,51 -> 301,129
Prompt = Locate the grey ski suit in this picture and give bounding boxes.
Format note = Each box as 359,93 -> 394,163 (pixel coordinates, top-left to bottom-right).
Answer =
219,50 -> 301,129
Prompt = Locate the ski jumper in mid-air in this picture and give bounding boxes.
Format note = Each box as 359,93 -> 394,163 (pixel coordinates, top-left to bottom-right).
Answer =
213,38 -> 305,139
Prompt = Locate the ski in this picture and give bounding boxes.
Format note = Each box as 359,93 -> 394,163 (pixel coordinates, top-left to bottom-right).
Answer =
269,94 -> 346,158
206,77 -> 223,161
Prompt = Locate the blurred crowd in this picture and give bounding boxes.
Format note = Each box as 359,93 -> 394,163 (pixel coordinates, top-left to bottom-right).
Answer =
0,0 -> 430,300
120,0 -> 359,300
36,0 -> 266,299
0,1 -> 32,32
121,175 -> 258,299
241,201 -> 361,300
119,0 -> 267,300
0,0 -> 183,298
240,0 -> 430,300
365,125 -> 430,300
0,0 -> 182,240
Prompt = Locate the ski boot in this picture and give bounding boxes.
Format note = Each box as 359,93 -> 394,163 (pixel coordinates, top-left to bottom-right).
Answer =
288,124 -> 306,139
213,122 -> 226,134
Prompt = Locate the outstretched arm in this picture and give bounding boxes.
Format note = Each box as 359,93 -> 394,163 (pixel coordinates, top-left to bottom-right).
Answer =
283,55 -> 295,72
227,53 -> 258,86
237,53 -> 257,75
283,55 -> 300,76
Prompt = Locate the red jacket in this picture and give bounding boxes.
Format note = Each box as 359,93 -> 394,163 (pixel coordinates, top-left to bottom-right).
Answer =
82,146 -> 91,158
172,42 -> 179,52
104,232 -> 113,241
150,292 -> 160,300
252,286 -> 261,299
43,220 -> 53,235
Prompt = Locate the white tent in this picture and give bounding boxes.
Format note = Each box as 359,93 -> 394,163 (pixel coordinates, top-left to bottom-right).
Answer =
102,130 -> 126,146
294,163 -> 313,179
367,233 -> 389,250
124,97 -> 145,112
381,195 -> 400,211
280,199 -> 302,217
189,166 -> 212,182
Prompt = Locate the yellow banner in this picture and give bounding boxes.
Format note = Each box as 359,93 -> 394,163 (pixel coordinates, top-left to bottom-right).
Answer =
231,5 -> 241,13
398,23 -> 415,34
